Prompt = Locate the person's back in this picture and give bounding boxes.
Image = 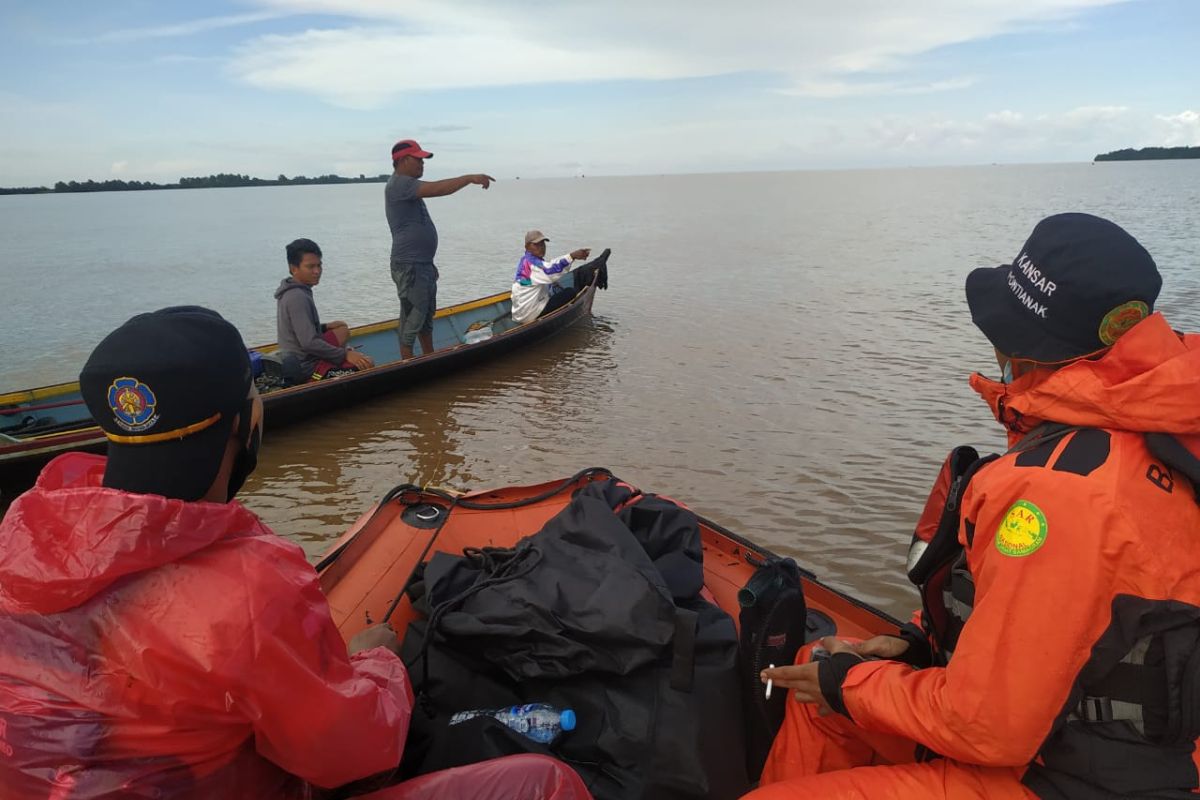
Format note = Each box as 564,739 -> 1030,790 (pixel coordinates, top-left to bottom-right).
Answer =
749,214 -> 1200,799
0,307 -> 409,799
0,454 -> 413,798
946,310 -> 1200,794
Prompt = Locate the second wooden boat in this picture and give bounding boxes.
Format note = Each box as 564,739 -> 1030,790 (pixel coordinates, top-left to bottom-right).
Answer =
0,255 -> 609,490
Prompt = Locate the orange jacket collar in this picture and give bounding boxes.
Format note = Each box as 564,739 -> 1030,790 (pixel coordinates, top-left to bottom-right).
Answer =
971,313 -> 1200,444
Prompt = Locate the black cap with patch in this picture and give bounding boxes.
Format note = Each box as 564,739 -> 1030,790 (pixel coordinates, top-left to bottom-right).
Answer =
79,306 -> 252,501
966,213 -> 1161,363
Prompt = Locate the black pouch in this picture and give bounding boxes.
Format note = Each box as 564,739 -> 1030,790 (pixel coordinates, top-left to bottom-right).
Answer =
906,445 -> 982,586
737,557 -> 806,781
1156,620 -> 1200,746
1174,636 -> 1200,746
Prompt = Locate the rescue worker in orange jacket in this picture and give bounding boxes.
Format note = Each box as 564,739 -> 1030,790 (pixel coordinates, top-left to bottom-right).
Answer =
746,213 -> 1200,799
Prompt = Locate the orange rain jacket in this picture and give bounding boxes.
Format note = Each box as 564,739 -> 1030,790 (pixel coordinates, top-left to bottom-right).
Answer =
0,453 -> 413,800
832,313 -> 1200,794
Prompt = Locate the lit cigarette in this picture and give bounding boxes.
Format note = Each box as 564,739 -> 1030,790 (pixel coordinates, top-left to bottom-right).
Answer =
765,663 -> 775,699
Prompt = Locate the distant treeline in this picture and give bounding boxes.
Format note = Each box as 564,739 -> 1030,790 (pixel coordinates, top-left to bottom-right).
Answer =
1094,146 -> 1200,162
0,173 -> 391,195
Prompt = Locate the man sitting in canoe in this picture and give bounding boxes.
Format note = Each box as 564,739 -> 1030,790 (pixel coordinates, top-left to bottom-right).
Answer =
511,229 -> 594,323
0,307 -> 592,800
276,237 -> 374,383
748,214 -> 1200,798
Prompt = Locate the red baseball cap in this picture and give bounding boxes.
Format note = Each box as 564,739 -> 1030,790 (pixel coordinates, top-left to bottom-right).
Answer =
391,139 -> 433,161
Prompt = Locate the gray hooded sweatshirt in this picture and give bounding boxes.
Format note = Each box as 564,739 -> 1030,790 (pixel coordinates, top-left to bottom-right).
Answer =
275,277 -> 346,374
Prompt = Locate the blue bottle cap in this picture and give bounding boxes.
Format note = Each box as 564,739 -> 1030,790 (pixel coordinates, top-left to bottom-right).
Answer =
560,709 -> 576,731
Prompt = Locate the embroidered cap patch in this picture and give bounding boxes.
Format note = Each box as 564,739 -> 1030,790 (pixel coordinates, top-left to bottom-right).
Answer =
1098,300 -> 1149,346
107,377 -> 159,433
995,500 -> 1048,557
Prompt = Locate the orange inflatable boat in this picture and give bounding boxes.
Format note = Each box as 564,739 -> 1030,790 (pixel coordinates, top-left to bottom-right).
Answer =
318,468 -> 900,644
316,468 -> 902,799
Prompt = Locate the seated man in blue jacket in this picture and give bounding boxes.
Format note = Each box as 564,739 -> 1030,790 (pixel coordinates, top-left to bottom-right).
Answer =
275,238 -> 374,383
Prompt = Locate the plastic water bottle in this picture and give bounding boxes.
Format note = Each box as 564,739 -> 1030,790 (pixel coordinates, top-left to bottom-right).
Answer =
448,703 -> 576,744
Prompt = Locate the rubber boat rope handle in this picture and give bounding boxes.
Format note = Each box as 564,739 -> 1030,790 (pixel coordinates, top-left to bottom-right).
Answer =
382,494 -> 459,625
314,475 -> 474,574
378,466 -> 615,624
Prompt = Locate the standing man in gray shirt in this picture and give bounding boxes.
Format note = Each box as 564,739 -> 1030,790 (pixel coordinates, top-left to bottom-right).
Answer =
386,139 -> 495,359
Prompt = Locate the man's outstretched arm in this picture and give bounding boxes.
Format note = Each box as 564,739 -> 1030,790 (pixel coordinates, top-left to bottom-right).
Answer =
417,174 -> 494,198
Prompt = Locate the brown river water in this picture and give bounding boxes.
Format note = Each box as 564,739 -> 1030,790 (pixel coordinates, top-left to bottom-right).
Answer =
3,162 -> 1198,617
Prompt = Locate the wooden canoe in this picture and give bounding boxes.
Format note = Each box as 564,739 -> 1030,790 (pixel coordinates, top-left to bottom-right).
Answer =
0,261 -> 606,492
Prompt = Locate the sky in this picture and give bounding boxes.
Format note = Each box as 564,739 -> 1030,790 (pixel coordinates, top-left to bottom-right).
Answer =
1,0 -> 1197,184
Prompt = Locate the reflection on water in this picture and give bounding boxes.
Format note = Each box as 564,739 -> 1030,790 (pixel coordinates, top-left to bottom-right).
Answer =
3,162 -> 1199,618
242,318 -> 617,560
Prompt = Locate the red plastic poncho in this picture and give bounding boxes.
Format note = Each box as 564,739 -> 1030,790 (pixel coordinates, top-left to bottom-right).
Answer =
0,453 -> 413,800
360,754 -> 593,800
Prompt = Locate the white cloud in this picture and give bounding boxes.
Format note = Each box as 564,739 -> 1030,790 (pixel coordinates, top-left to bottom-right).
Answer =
777,76 -> 975,99
1153,110 -> 1200,146
474,101 -> 1160,176
228,0 -> 1131,108
841,105 -> 1144,161
1060,105 -> 1129,126
8,1 -> 1188,184
896,77 -> 979,95
983,110 -> 1027,131
229,27 -> 699,109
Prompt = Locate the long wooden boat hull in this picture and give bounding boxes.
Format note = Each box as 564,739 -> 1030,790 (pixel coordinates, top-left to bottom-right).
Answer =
0,272 -> 601,490
318,469 -> 900,649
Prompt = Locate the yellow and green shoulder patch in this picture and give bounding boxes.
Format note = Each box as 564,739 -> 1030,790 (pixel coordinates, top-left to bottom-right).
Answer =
995,500 -> 1048,557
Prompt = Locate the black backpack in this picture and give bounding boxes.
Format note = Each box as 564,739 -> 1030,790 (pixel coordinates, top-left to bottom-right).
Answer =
397,480 -> 752,800
736,556 -> 809,780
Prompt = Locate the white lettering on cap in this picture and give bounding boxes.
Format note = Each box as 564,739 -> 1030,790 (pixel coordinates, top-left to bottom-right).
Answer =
1007,271 -> 1048,318
1015,253 -> 1057,296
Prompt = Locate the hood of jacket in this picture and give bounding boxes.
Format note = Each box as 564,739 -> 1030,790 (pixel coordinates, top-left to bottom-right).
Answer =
0,452 -> 269,614
274,276 -> 312,300
971,313 -> 1200,443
